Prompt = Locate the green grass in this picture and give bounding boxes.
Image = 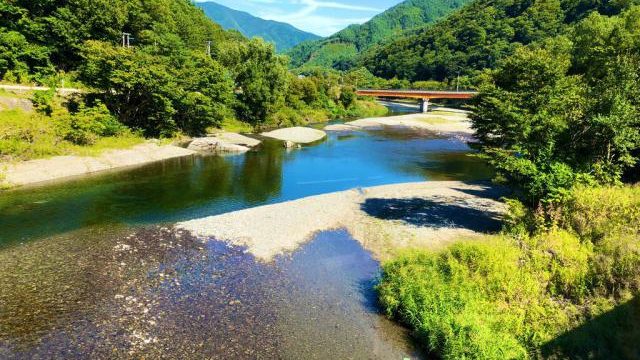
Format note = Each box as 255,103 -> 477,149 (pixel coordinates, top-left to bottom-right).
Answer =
218,117 -> 255,133
0,88 -> 32,99
0,109 -> 144,161
378,184 -> 640,359
346,100 -> 388,118
71,133 -> 144,156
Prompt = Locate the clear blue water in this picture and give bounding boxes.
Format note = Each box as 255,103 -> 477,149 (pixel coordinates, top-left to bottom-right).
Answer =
0,126 -> 491,246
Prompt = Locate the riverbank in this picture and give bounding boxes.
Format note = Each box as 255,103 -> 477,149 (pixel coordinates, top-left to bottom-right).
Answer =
1,143 -> 195,187
328,109 -> 475,141
0,108 -> 470,189
178,181 -> 506,261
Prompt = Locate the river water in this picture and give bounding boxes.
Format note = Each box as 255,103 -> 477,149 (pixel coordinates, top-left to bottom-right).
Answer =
0,110 -> 492,359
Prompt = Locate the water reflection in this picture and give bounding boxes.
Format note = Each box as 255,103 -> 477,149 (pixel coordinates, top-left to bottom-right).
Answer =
1,127 -> 491,246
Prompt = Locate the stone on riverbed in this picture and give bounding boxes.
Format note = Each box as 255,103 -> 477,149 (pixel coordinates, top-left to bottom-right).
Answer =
188,132 -> 261,153
207,132 -> 261,147
261,127 -> 326,145
324,124 -> 359,132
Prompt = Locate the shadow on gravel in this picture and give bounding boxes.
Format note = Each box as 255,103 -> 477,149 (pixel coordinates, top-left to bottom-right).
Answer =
361,197 -> 503,232
450,181 -> 509,200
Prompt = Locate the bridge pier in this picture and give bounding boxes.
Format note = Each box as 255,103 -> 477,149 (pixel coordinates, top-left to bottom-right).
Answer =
420,99 -> 430,113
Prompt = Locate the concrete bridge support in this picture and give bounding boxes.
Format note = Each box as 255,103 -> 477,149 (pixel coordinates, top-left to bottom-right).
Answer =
420,99 -> 430,113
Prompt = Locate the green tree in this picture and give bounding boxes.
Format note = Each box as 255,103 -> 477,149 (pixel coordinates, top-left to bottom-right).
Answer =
471,8 -> 640,205
227,39 -> 289,125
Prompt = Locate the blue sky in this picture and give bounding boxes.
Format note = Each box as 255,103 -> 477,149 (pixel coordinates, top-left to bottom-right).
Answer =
195,0 -> 404,36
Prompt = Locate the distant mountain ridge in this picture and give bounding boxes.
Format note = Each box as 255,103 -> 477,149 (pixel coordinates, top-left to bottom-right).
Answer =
196,1 -> 321,52
359,0 -> 640,82
286,0 -> 471,69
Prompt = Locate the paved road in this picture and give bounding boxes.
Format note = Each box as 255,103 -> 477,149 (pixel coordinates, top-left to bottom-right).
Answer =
0,84 -> 83,94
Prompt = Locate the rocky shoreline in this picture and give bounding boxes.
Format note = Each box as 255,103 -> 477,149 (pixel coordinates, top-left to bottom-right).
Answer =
178,181 -> 506,261
1,142 -> 196,188
326,109 -> 475,142
0,110 -> 468,189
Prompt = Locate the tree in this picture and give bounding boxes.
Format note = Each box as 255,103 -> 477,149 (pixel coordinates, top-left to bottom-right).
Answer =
227,39 -> 289,125
471,7 -> 640,205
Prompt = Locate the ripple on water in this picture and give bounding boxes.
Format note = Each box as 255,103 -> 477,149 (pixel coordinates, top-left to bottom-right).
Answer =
0,226 -> 423,359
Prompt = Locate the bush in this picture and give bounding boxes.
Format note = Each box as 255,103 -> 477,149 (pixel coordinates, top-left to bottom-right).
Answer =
55,102 -> 128,145
378,239 -> 568,359
378,184 -> 640,359
565,185 -> 640,242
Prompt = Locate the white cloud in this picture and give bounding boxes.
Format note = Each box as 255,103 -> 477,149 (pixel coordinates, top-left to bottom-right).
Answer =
196,0 -> 385,36
258,0 -> 379,35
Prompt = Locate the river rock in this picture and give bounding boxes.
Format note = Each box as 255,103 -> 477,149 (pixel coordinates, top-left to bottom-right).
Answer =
206,132 -> 261,148
188,132 -> 261,153
261,127 -> 326,145
283,140 -> 301,149
188,138 -> 250,153
324,124 -> 359,132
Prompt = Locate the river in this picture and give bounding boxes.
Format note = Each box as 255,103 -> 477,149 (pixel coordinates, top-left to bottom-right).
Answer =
0,108 -> 492,358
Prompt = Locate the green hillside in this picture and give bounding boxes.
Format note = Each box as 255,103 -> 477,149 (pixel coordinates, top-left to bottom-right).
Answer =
286,0 -> 470,70
0,0 -> 383,146
197,1 -> 320,52
361,0 -> 640,82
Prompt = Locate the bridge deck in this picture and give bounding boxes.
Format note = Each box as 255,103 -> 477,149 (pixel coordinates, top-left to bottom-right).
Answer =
356,89 -> 477,100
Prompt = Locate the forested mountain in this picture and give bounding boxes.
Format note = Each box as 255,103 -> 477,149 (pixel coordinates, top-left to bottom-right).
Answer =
0,0 -> 379,141
197,1 -> 320,52
286,0 -> 470,69
360,0 -> 640,82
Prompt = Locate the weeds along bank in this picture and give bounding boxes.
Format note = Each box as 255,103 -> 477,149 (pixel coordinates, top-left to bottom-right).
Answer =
0,90 -> 144,162
376,6 -> 640,359
377,185 -> 640,358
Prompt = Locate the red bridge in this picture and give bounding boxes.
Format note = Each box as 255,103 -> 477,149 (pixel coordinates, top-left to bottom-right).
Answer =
356,89 -> 478,112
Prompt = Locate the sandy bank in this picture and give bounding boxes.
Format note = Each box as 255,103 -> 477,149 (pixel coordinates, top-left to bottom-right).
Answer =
1,143 -> 195,187
177,181 -> 506,261
261,126 -> 326,144
333,112 -> 475,141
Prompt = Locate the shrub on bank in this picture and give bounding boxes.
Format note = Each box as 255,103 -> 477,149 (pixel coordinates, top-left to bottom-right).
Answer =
0,95 -> 142,161
378,184 -> 640,359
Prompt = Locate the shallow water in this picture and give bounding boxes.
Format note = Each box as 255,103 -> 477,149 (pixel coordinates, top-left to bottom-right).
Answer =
0,227 -> 422,359
0,127 -> 491,246
0,113 -> 491,358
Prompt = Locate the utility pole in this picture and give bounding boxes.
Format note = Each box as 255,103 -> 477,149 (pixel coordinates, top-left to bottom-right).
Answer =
122,32 -> 132,48
206,41 -> 212,57
456,70 -> 460,92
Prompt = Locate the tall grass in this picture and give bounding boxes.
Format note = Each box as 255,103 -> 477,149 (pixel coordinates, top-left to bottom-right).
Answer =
0,108 -> 143,161
378,185 -> 640,359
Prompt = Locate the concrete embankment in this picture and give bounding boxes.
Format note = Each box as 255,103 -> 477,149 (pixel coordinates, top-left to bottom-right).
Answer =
1,143 -> 195,187
177,181 -> 506,261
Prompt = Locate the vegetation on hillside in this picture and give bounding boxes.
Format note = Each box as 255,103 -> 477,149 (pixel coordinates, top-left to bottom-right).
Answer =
286,0 -> 470,70
197,1 -> 320,52
377,6 -> 640,359
472,6 -> 640,207
0,0 -> 385,150
361,0 -> 640,82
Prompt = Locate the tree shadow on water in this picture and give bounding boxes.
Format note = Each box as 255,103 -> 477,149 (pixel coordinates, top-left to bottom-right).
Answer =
361,197 -> 503,232
541,296 -> 640,360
